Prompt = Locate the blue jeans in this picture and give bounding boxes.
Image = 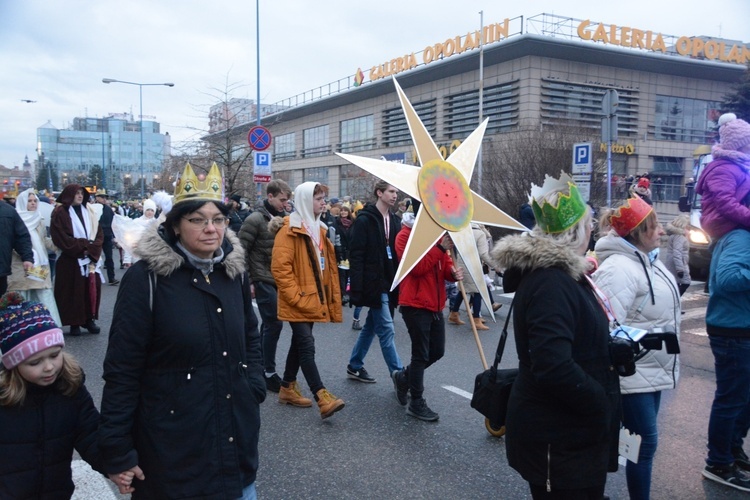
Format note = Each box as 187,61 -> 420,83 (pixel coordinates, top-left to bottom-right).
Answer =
707,336 -> 750,467
348,293 -> 402,374
254,281 -> 283,374
238,482 -> 256,500
622,392 -> 661,500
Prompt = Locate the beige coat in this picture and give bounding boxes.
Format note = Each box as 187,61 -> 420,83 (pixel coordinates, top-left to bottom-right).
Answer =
8,221 -> 56,291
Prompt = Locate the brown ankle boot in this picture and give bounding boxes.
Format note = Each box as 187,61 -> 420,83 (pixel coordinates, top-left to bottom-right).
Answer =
315,388 -> 345,419
448,311 -> 465,325
279,381 -> 312,407
473,317 -> 490,331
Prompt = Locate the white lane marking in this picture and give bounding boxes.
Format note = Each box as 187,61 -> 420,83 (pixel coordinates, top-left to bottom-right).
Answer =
443,385 -> 473,399
72,459 -> 118,499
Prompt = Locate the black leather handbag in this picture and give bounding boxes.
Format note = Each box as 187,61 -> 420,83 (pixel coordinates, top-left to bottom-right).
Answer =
470,301 -> 517,431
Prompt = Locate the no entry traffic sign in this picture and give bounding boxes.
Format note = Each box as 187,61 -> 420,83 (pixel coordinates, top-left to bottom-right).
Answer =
247,125 -> 272,151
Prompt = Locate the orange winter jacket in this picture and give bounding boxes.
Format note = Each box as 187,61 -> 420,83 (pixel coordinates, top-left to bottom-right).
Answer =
271,214 -> 342,323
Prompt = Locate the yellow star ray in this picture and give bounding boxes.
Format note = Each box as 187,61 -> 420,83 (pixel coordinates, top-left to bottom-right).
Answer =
335,77 -> 527,321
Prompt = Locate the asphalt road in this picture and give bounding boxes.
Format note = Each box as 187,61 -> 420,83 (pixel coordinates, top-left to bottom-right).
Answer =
67,269 -> 746,499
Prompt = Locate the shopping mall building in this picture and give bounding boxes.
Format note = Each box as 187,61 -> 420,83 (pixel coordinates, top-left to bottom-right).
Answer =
226,13 -> 748,202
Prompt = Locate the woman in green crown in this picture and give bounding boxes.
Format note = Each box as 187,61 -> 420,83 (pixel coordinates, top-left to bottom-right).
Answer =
491,172 -> 621,499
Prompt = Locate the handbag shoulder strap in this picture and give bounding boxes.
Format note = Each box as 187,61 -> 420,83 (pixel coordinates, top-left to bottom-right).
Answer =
493,299 -> 515,369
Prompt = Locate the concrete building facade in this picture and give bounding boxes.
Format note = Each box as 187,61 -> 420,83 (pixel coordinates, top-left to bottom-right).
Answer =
214,14 -> 747,205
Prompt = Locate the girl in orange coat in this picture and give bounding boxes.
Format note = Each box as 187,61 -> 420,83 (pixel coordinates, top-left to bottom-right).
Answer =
271,182 -> 344,419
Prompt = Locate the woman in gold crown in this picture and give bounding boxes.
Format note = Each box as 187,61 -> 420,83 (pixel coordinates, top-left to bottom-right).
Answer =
7,189 -> 61,326
99,163 -> 266,498
491,173 -> 621,499
593,197 -> 679,500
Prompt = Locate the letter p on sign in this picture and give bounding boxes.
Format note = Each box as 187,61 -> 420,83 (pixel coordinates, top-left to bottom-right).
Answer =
572,143 -> 592,174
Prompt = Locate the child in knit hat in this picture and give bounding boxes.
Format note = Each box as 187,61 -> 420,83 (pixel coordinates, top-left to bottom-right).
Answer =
0,292 -> 135,496
695,113 -> 750,240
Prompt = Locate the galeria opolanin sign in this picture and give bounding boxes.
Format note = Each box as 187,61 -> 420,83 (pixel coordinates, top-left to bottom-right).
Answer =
359,16 -> 748,84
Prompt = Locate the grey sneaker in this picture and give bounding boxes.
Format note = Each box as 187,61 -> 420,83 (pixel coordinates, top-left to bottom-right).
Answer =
352,319 -> 362,330
406,397 -> 439,422
703,464 -> 750,492
347,365 -> 376,383
391,369 -> 408,406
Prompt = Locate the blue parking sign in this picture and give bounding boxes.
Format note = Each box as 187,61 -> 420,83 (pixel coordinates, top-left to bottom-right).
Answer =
572,143 -> 592,174
253,151 -> 272,183
255,151 -> 270,167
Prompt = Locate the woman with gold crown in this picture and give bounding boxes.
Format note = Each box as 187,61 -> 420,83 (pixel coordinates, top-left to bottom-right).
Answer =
490,172 -> 621,499
99,163 -> 265,498
593,197 -> 680,500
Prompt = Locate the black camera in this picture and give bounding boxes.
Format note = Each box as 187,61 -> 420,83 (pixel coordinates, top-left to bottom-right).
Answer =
609,336 -> 637,377
634,327 -> 680,361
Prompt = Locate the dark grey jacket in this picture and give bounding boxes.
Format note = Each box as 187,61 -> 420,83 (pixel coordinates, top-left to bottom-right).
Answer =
238,202 -> 286,286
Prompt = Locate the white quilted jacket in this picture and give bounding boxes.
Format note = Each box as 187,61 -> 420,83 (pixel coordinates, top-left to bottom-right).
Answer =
593,233 -> 681,394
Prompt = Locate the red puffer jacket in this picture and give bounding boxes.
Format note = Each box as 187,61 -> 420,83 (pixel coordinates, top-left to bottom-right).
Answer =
394,225 -> 456,312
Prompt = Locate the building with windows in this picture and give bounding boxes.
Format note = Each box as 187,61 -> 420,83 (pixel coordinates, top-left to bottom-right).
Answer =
212,13 -> 747,204
209,98 -> 289,134
36,113 -> 171,195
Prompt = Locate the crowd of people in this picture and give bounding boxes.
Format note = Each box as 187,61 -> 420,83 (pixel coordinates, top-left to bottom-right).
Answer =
0,109 -> 748,497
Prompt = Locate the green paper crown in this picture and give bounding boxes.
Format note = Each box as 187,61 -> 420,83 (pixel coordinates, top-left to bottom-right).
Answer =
530,173 -> 587,234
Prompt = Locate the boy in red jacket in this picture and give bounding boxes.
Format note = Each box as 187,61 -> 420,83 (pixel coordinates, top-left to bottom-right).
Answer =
392,207 -> 462,421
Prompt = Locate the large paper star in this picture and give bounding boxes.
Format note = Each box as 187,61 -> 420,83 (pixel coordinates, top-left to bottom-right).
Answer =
336,78 -> 527,320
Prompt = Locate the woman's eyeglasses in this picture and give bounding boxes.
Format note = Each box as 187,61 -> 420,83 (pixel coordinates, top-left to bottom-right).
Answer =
183,217 -> 229,228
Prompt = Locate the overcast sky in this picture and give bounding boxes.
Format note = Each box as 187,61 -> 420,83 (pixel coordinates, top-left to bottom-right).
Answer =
1,0 -> 748,169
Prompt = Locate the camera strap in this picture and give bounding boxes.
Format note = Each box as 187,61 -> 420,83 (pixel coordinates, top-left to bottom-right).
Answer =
584,275 -> 618,326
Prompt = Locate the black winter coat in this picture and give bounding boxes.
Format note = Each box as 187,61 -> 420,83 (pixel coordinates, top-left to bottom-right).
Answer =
333,216 -> 354,263
99,225 -> 265,499
0,376 -> 102,499
349,204 -> 400,308
492,233 -> 621,491
0,200 -> 33,277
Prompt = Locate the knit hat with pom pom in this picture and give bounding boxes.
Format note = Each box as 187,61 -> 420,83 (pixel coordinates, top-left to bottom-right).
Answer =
718,113 -> 750,152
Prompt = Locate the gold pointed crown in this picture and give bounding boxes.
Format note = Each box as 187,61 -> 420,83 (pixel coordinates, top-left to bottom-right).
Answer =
173,162 -> 224,205
530,172 -> 588,234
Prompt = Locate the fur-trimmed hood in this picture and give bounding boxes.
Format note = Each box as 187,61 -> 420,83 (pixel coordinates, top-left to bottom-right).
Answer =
490,232 -> 589,289
267,215 -> 285,235
135,223 -> 246,279
665,222 -> 686,237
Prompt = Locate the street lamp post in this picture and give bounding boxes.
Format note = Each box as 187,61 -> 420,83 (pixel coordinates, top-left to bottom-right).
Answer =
102,78 -> 174,198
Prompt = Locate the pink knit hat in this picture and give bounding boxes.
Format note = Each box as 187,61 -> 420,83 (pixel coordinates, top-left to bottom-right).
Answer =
718,113 -> 750,152
0,293 -> 64,370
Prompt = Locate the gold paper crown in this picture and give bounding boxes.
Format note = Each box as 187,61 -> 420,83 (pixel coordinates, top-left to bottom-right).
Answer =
25,265 -> 50,282
530,172 -> 588,234
173,162 -> 224,205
